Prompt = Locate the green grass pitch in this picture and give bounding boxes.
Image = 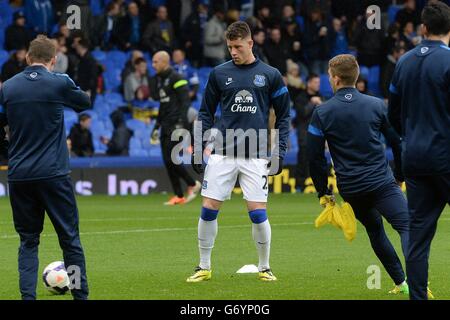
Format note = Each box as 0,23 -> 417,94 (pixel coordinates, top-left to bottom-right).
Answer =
0,193 -> 449,300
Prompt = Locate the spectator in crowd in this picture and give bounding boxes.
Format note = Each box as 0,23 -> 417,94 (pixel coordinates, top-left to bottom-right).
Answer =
101,110 -> 133,156
142,5 -> 176,54
282,17 -> 304,63
94,1 -> 121,50
399,21 -> 416,50
203,6 -> 227,66
301,0 -> 331,20
181,1 -> 209,67
353,8 -> 386,67
24,0 -> 54,35
356,76 -> 369,94
130,85 -> 157,123
121,50 -> 145,85
264,27 -> 291,75
73,38 -> 99,103
255,4 -> 274,30
384,24 -> 401,59
68,113 -> 94,157
252,28 -> 269,64
286,60 -> 306,102
51,39 -> 68,73
331,17 -> 349,57
380,46 -> 405,99
396,0 -> 421,28
1,48 -> 27,83
303,7 -> 333,75
172,49 -> 199,101
5,11 -> 33,51
123,57 -> 150,102
293,73 -> 322,192
114,1 -> 146,50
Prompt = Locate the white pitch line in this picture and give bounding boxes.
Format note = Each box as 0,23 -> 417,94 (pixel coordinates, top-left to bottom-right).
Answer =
0,222 -> 313,240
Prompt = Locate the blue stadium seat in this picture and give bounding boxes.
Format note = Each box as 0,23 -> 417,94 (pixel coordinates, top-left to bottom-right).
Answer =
91,120 -> 106,134
103,117 -> 114,131
126,119 -> 147,131
359,66 -> 370,80
0,49 -> 9,68
64,108 -> 78,122
295,16 -> 305,32
93,100 -> 111,118
141,136 -> 152,150
130,149 -> 148,157
319,74 -> 333,98
104,68 -> 122,92
388,5 -> 402,24
134,127 -> 152,139
149,146 -> 162,157
368,65 -> 381,96
92,49 -> 107,63
107,50 -> 127,68
104,92 -> 125,107
130,137 -> 142,150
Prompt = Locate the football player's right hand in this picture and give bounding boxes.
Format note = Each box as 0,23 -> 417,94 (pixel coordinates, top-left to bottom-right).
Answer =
319,194 -> 336,208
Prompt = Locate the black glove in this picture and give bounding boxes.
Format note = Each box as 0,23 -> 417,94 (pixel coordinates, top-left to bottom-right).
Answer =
191,152 -> 204,174
268,156 -> 283,176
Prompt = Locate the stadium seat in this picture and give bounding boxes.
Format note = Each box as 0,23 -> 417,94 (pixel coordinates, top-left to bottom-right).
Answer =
126,119 -> 147,131
388,5 -> 402,24
0,49 -> 9,68
104,92 -> 126,107
92,49 -> 107,63
91,120 -> 106,134
359,66 -> 370,80
134,127 -> 152,140
130,137 -> 142,150
149,146 -> 162,157
319,74 -> 333,98
107,50 -> 128,68
130,149 -> 148,157
295,16 -> 305,32
104,68 -> 122,92
367,65 -> 381,96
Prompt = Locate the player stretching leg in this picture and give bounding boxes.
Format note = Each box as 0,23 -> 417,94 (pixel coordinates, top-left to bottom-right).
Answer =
186,21 -> 290,282
307,55 -> 410,295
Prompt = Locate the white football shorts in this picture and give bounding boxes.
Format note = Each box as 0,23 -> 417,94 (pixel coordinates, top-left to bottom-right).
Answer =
201,154 -> 270,202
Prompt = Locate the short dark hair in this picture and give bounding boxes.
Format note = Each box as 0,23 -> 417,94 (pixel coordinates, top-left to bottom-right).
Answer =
422,2 -> 450,36
328,54 -> 360,86
134,57 -> 146,66
28,35 -> 56,64
79,113 -> 91,122
225,21 -> 252,40
306,73 -> 320,82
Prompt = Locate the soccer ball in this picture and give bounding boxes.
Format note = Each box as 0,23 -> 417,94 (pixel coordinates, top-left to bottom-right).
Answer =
42,261 -> 70,295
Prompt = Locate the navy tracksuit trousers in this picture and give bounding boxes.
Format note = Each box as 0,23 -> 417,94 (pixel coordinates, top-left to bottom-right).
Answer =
9,175 -> 89,300
405,174 -> 450,300
342,182 -> 409,286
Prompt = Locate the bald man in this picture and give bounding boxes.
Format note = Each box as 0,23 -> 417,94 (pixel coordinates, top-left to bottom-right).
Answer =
150,51 -> 201,205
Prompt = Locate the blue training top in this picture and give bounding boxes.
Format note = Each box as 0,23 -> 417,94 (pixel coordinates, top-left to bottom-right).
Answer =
197,58 -> 291,159
307,87 -> 402,196
0,65 -> 91,181
388,39 -> 450,176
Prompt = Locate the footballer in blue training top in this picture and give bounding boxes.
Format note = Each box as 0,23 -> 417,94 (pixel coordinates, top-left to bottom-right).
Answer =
187,21 -> 290,283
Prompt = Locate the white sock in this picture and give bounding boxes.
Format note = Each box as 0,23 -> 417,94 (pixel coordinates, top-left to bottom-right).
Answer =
198,218 -> 218,270
252,220 -> 271,271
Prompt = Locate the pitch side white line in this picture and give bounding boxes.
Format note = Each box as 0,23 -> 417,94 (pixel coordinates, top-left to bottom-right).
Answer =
0,222 -> 314,239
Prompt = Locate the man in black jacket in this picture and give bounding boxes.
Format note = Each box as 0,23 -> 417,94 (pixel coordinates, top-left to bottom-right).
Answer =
68,113 -> 94,157
0,49 -> 27,83
5,11 -> 33,51
101,110 -> 133,156
150,51 -> 200,205
73,39 -> 98,104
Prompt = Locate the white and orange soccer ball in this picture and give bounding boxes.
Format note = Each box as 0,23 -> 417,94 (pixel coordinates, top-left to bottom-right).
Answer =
42,261 -> 70,295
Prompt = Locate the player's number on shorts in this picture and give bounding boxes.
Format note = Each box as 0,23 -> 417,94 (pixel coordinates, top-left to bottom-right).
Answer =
262,175 -> 268,190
